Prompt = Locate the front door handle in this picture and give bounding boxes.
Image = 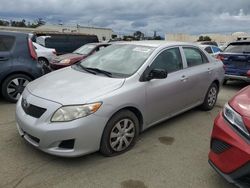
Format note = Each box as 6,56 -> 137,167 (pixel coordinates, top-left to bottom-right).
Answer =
0,57 -> 8,61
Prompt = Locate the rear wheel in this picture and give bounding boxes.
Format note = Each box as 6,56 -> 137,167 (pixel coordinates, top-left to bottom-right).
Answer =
200,83 -> 218,111
100,110 -> 139,156
38,57 -> 51,73
1,74 -> 31,103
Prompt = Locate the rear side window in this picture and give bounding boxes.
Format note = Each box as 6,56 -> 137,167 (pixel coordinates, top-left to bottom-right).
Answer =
224,43 -> 250,53
212,46 -> 222,53
183,47 -> 208,67
0,35 -> 15,51
204,47 -> 212,54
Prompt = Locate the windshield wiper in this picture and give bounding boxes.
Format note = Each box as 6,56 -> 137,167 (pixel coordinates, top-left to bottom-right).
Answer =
78,64 -> 96,75
85,67 -> 113,77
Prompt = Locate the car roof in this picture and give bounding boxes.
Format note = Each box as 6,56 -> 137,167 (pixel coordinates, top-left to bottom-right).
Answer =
114,40 -> 196,48
229,41 -> 250,45
199,44 -> 218,48
0,30 -> 28,37
86,42 -> 110,46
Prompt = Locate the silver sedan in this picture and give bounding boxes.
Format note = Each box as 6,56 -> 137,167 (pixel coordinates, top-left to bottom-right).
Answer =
16,41 -> 224,157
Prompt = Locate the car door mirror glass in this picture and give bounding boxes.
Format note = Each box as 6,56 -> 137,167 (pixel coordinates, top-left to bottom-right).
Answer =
147,69 -> 168,81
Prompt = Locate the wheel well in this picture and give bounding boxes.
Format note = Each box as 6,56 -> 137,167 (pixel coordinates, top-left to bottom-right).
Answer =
0,72 -> 34,88
115,107 -> 144,133
212,80 -> 220,90
38,57 -> 48,61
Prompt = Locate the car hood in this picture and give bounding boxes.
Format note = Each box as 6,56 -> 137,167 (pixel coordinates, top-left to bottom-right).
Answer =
229,86 -> 250,117
26,67 -> 125,105
53,53 -> 84,62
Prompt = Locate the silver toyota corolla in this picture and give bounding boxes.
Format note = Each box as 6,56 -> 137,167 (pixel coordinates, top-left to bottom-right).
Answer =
16,41 -> 224,157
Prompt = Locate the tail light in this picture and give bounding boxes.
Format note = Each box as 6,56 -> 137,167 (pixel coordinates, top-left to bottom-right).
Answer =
216,54 -> 225,61
247,70 -> 250,78
223,64 -> 226,70
52,50 -> 57,55
28,39 -> 37,60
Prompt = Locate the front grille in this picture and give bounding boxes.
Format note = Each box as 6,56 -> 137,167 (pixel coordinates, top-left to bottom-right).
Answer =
21,98 -> 46,118
211,139 -> 231,154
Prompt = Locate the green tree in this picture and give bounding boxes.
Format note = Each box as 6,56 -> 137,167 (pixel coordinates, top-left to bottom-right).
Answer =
197,35 -> 212,41
133,31 -> 144,40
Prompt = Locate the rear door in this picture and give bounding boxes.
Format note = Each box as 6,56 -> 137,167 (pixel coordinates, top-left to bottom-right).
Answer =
0,35 -> 15,77
180,47 -> 213,106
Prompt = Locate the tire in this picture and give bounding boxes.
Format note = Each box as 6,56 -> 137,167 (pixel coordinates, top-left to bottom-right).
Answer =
38,57 -> 49,66
38,58 -> 51,74
200,83 -> 218,111
1,74 -> 32,103
100,110 -> 139,157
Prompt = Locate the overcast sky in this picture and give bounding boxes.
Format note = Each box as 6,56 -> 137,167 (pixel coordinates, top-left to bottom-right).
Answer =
0,0 -> 250,36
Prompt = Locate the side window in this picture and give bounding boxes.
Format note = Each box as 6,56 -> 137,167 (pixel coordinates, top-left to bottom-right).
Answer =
0,35 -> 15,52
212,46 -> 222,53
150,48 -> 183,73
183,47 -> 208,67
204,47 -> 213,54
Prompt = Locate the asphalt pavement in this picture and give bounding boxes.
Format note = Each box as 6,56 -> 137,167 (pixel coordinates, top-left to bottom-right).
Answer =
0,81 -> 248,188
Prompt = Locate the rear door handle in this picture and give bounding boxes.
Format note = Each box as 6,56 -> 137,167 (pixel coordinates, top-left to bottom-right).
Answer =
208,68 -> 213,74
181,75 -> 188,82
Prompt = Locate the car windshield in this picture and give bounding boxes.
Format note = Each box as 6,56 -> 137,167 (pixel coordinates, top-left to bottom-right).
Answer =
79,44 -> 155,77
224,43 -> 250,53
73,44 -> 96,55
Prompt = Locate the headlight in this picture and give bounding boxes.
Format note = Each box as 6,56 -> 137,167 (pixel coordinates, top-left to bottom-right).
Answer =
51,102 -> 102,122
223,103 -> 249,137
59,59 -> 71,64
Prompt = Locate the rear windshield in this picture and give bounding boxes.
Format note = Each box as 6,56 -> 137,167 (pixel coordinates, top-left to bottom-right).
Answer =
224,43 -> 250,53
0,35 -> 15,51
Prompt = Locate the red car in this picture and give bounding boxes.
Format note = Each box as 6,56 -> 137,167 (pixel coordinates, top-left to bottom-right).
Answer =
209,85 -> 250,188
49,43 -> 110,70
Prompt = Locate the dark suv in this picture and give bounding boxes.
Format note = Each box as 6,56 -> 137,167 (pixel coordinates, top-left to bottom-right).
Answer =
0,31 -> 43,102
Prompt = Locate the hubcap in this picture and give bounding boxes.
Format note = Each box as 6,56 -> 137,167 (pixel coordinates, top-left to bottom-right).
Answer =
109,118 -> 135,152
207,87 -> 217,107
6,78 -> 29,100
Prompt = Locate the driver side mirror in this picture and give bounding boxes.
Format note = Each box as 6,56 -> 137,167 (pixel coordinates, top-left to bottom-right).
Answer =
247,70 -> 250,78
146,69 -> 168,81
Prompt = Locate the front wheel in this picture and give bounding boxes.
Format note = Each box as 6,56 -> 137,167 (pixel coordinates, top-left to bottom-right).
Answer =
100,110 -> 139,156
1,74 -> 31,103
200,83 -> 218,111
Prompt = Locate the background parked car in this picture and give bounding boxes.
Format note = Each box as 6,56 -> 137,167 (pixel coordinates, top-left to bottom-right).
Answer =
197,41 -> 218,47
35,34 -> 99,55
0,31 -> 43,102
199,45 -> 222,58
50,43 -> 110,70
16,41 -> 224,157
209,86 -> 250,188
33,42 -> 56,73
217,41 -> 250,84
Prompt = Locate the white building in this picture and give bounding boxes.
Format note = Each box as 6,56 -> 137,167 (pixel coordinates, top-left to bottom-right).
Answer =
0,24 -> 114,41
37,25 -> 113,41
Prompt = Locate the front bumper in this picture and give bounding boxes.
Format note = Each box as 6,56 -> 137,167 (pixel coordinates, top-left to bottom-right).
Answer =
224,74 -> 250,82
16,90 -> 108,157
209,112 -> 250,187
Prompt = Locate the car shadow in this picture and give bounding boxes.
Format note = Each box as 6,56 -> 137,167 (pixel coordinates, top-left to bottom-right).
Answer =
223,80 -> 249,90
